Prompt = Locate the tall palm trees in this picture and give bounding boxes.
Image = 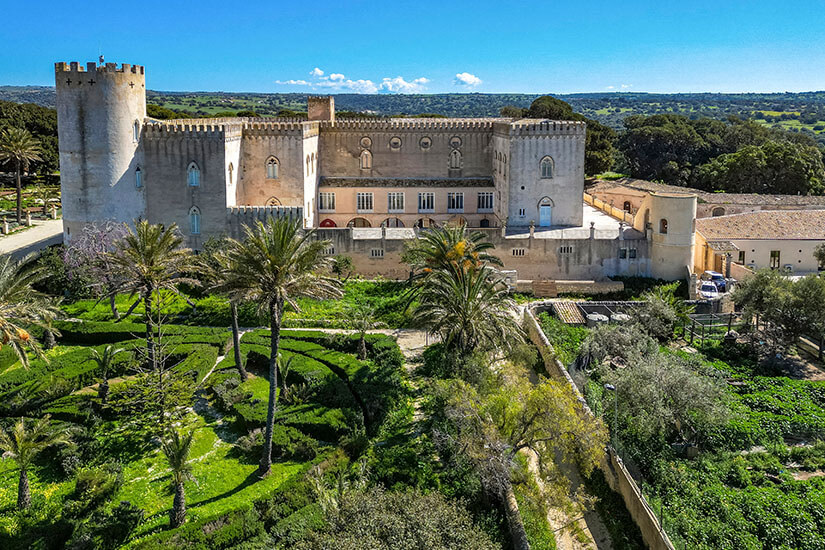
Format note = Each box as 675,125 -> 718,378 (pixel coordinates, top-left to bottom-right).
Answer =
216,216 -> 340,477
0,253 -> 55,366
161,429 -> 196,528
0,128 -> 42,224
109,221 -> 196,369
0,415 -> 69,510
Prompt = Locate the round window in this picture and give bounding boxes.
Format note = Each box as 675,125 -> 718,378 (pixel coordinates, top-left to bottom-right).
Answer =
449,136 -> 462,149
360,136 -> 372,149
419,136 -> 432,149
390,136 -> 402,149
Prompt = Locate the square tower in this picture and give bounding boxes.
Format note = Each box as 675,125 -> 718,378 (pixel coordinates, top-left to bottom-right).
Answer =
308,96 -> 335,122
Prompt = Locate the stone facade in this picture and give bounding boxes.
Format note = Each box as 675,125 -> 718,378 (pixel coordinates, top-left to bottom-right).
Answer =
55,62 -> 586,249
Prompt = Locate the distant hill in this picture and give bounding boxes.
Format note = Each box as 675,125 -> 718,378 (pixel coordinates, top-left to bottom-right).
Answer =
2,86 -> 825,143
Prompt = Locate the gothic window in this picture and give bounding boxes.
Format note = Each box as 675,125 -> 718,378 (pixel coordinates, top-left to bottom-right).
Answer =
135,167 -> 143,189
311,152 -> 316,173
306,155 -> 311,176
187,162 -> 200,187
227,163 -> 234,185
449,149 -> 461,169
133,121 -> 140,142
540,156 -> 554,178
265,197 -> 281,206
360,149 -> 373,170
266,157 -> 280,179
659,218 -> 668,234
189,206 -> 201,235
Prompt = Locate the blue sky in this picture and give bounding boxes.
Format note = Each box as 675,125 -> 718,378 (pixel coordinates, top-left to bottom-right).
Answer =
3,0 -> 825,94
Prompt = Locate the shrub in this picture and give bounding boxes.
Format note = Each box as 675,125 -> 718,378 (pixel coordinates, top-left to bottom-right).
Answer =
63,464 -> 124,519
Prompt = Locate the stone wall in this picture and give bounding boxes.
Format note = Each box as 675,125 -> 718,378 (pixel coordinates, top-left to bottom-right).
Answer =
523,304 -> 676,550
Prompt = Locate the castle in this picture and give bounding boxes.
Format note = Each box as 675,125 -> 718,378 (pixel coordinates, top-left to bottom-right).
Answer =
55,61 -> 703,286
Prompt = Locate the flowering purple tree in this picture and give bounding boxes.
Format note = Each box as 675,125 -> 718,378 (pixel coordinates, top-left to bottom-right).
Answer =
63,221 -> 129,319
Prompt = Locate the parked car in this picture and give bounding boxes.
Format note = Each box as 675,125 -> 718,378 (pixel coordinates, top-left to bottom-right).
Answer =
699,282 -> 719,300
701,270 -> 727,292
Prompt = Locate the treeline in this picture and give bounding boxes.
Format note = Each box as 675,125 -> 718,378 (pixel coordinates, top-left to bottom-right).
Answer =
617,114 -> 825,194
0,100 -> 58,173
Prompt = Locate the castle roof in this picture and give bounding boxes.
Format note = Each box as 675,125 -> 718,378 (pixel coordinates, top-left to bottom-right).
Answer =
696,210 -> 825,241
587,178 -> 825,207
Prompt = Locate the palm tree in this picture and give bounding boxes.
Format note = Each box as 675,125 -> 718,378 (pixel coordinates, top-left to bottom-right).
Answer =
0,128 -> 42,224
200,240 -> 249,381
90,345 -> 126,404
0,415 -> 69,509
161,429 -> 196,528
347,303 -> 378,360
402,223 -> 502,280
216,216 -> 340,476
413,265 -> 522,356
109,221 -> 196,369
0,254 -> 55,366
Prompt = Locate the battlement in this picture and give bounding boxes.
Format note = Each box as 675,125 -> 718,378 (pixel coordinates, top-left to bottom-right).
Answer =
143,120 -> 243,138
319,118 -> 507,132
55,61 -> 145,75
507,119 -> 587,136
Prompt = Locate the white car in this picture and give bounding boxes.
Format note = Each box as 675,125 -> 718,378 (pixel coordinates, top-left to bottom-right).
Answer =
699,282 -> 719,300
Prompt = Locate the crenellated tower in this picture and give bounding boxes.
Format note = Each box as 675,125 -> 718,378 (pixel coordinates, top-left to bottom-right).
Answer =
55,61 -> 147,239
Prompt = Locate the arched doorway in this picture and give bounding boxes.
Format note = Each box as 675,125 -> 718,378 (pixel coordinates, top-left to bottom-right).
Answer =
347,217 -> 371,228
381,217 -> 404,228
538,197 -> 554,227
320,218 -> 337,227
265,196 -> 282,206
711,207 -> 726,217
416,218 -> 438,228
479,218 -> 491,228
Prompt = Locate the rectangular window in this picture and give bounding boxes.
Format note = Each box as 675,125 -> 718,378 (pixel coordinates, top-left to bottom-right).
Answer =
512,248 -> 526,257
477,192 -> 494,212
619,248 -> 627,259
518,208 -> 526,217
318,192 -> 335,212
770,250 -> 781,269
370,248 -> 384,258
356,192 -> 373,213
559,246 -> 573,254
418,192 -> 434,213
322,245 -> 335,255
738,251 -> 746,264
629,248 -> 637,259
447,192 -> 464,213
388,192 -> 405,213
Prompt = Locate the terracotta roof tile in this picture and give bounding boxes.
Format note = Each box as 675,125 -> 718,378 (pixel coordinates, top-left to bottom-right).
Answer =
696,210 -> 825,240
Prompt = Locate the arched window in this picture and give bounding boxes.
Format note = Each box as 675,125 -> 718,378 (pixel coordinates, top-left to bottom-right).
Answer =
623,201 -> 631,212
540,156 -> 554,178
479,218 -> 491,228
449,149 -> 461,169
189,206 -> 201,235
227,163 -> 234,185
659,218 -> 668,234
360,150 -> 372,170
311,152 -> 316,174
265,196 -> 282,206
266,157 -> 280,179
187,162 -> 200,187
135,166 -> 143,188
712,207 -> 726,217
133,120 -> 140,142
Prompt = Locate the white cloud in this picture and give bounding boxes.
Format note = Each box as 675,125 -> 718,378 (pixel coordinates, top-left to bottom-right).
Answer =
380,76 -> 430,93
606,85 -> 615,90
454,72 -> 482,88
277,69 -> 430,94
621,84 -> 632,89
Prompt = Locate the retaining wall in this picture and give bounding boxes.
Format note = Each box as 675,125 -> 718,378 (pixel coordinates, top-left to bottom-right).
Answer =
523,302 -> 675,550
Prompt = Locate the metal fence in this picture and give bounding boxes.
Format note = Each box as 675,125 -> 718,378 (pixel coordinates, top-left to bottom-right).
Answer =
679,312 -> 747,347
